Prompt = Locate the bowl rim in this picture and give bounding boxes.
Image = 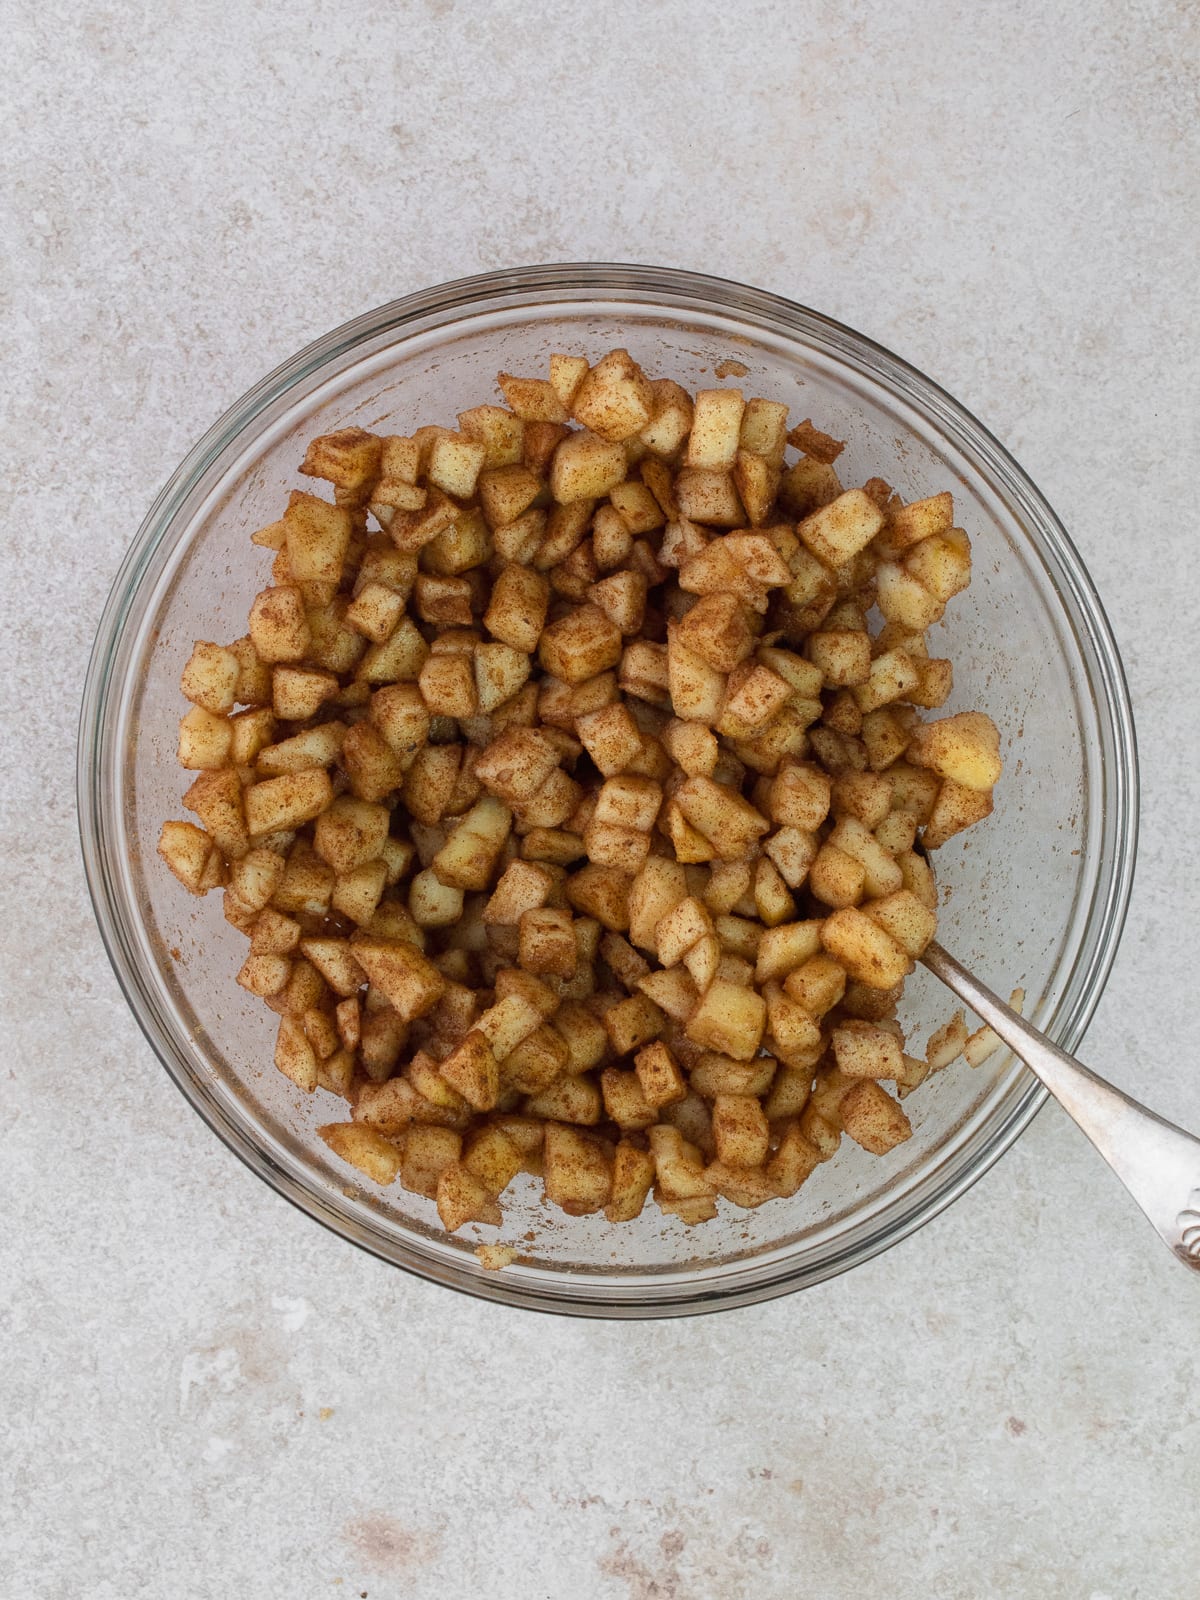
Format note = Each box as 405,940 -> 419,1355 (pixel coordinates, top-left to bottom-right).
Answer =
78,262 -> 1139,1318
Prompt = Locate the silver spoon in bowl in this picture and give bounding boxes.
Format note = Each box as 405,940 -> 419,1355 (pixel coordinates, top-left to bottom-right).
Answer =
923,942 -> 1200,1272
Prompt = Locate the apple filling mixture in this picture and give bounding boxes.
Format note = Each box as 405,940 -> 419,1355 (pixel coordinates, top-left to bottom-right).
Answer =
159,348 -> 1005,1234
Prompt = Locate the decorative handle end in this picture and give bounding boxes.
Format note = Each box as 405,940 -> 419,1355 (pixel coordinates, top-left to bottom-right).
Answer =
1175,1193 -> 1200,1267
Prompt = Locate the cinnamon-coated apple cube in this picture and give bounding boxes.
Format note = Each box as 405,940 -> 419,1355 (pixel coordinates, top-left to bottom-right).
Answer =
583,818 -> 651,873
806,629 -> 871,688
565,862 -> 632,931
884,490 -> 953,551
637,378 -> 694,457
299,427 -> 382,492
349,937 -> 445,1022
766,763 -> 829,832
473,642 -> 530,714
852,648 -> 921,714
424,430 -> 485,499
461,1125 -> 524,1197
330,859 -> 387,925
483,564 -> 549,653
618,639 -> 671,707
543,1124 -> 613,1215
648,1124 -> 714,1200
907,712 -> 1002,792
655,895 -> 714,968
398,1125 -> 463,1199
767,1121 -> 823,1197
820,908 -> 912,990
674,592 -> 757,674
859,708 -> 912,772
686,388 -> 745,471
408,868 -> 465,928
599,1068 -> 656,1131
319,1122 -> 402,1185
763,826 -> 819,889
604,1141 -> 656,1222
888,761 -> 941,822
244,770 -> 332,837
831,771 -> 892,829
182,768 -> 248,861
686,1055 -> 771,1101
423,506 -> 490,577
180,641 -> 240,715
626,1039 -> 682,1108
660,718 -> 717,777
274,1015 -> 318,1092
797,488 -> 884,569
569,348 -> 653,441
413,573 -> 474,628
538,604 -> 623,686
627,857 -> 688,953
634,968 -> 697,1025
438,1030 -> 500,1111
341,722 -> 406,803
674,776 -> 769,860
575,701 -> 642,777
483,859 -> 554,926
922,779 -> 995,849
517,767 -> 582,830
763,1063 -> 815,1119
685,979 -> 766,1061
874,561 -> 945,629
177,706 -> 233,771
864,889 -> 937,958
549,431 -> 628,503
588,570 -> 647,636
431,797 -> 512,890
435,1163 -> 499,1232
518,906 -> 576,977
781,953 -> 847,1017
667,632 -> 727,723
457,405 -> 525,468
474,726 -> 561,804
718,662 -> 791,735
357,616 -> 428,684
732,450 -> 780,528
282,491 -> 353,587
466,460 -> 535,529
604,991 -> 665,1057
739,398 -> 789,465
674,468 -> 746,527
826,816 -> 904,898
594,774 -> 662,833
157,820 -> 220,894
475,992 -> 543,1060
343,582 -> 404,644
752,920 -> 821,986
246,586 -> 310,665
711,1093 -> 769,1167
548,353 -> 589,410
831,1020 -> 905,1081
271,665 -> 338,722
904,526 -> 972,603
840,1080 -> 912,1154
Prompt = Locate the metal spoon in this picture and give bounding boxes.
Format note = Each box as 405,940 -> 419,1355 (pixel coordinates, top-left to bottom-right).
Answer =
922,942 -> 1200,1273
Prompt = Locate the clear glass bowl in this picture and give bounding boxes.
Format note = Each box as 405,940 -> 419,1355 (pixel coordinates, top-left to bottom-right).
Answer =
78,265 -> 1137,1317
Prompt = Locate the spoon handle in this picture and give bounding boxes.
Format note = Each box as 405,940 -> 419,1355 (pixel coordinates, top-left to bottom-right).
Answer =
921,941 -> 1200,1272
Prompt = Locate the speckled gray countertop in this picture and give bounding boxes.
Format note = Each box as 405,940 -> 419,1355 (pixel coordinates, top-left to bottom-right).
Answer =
3,4 -> 1198,1596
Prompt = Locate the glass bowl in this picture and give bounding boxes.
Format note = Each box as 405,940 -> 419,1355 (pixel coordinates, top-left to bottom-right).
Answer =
78,264 -> 1137,1318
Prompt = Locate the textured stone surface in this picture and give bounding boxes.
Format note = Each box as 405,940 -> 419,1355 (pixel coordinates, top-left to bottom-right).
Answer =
3,3 -> 1198,1596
